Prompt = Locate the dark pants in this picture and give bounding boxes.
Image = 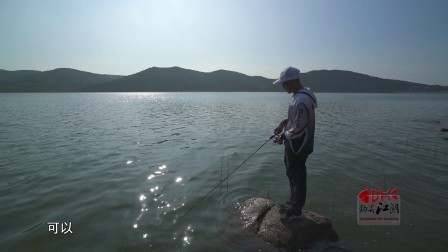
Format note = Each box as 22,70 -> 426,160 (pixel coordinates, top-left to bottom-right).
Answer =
284,144 -> 308,214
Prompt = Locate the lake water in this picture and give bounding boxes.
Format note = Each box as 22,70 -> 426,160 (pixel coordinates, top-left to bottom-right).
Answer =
1,92 -> 447,251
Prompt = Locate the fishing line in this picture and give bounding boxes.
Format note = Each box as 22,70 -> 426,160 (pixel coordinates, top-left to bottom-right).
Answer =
169,134 -> 276,229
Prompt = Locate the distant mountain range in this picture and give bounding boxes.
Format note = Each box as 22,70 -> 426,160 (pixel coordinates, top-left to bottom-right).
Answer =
0,68 -> 121,92
0,67 -> 447,93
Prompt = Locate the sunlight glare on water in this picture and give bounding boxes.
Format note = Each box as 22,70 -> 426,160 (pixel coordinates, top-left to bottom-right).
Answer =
0,93 -> 447,251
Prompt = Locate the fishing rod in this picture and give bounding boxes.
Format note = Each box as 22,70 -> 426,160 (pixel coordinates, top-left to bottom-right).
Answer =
170,134 -> 276,228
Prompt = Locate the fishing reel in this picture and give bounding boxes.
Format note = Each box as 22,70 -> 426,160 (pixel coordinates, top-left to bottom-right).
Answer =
273,134 -> 284,145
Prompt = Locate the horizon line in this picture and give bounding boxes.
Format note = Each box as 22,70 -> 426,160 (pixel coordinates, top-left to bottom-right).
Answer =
2,66 -> 445,86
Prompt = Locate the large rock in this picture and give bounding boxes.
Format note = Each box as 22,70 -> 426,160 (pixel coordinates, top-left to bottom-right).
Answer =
239,198 -> 342,251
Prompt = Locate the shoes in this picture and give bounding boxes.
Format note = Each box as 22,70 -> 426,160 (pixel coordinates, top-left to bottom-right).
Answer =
280,210 -> 303,223
277,200 -> 293,210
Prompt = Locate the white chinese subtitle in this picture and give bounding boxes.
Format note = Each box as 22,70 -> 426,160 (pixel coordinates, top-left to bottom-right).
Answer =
47,222 -> 73,235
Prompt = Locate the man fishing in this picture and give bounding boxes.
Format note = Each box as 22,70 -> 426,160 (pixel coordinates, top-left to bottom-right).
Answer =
273,66 -> 318,222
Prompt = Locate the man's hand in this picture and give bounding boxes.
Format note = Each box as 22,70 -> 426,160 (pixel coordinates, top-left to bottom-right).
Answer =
274,121 -> 286,135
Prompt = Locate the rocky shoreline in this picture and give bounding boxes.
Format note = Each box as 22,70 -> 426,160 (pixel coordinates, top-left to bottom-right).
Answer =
238,197 -> 353,251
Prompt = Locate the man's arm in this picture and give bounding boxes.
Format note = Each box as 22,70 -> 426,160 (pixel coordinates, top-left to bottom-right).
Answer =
274,119 -> 288,135
281,102 -> 308,140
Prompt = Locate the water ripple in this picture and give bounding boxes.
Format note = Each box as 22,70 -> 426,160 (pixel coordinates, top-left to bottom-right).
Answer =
1,93 -> 447,251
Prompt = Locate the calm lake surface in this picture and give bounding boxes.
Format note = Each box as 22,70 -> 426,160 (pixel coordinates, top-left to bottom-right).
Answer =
1,92 -> 447,251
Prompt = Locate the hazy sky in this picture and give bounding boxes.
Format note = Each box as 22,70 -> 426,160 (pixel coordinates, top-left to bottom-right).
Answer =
1,0 -> 447,85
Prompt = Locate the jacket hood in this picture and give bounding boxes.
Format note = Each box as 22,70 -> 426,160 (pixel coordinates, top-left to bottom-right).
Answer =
300,87 -> 318,109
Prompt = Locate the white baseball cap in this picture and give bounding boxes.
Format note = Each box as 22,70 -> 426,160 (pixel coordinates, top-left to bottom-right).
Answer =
273,66 -> 300,85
